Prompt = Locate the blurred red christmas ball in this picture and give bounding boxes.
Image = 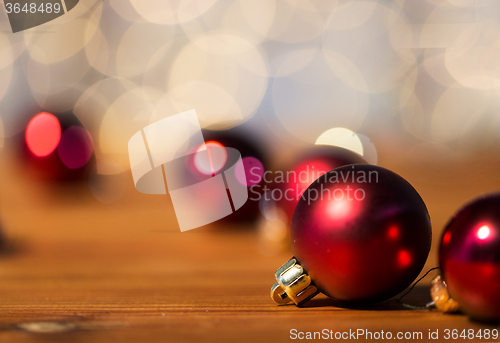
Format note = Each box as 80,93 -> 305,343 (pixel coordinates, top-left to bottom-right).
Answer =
22,111 -> 95,182
291,164 -> 432,304
196,128 -> 267,224
279,146 -> 366,222
439,195 -> 500,321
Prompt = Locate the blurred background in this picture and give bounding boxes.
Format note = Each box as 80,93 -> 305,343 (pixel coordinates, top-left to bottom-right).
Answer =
2,0 -> 500,270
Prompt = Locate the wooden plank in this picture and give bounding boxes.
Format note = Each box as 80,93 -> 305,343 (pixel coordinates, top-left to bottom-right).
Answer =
0,153 -> 498,342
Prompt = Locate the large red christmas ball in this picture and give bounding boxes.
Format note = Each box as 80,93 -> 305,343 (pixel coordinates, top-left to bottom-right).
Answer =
291,164 -> 432,304
439,195 -> 500,321
279,146 -> 366,221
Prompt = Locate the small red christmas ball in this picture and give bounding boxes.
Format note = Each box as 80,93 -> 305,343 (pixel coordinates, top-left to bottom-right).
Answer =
200,128 -> 268,223
23,111 -> 95,182
279,146 -> 366,221
291,164 -> 432,304
439,195 -> 500,321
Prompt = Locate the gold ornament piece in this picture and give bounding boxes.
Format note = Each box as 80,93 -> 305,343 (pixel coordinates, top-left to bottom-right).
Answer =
270,258 -> 320,306
431,275 -> 460,313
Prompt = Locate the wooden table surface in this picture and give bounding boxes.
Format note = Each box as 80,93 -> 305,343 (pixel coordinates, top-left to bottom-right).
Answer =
0,150 -> 499,342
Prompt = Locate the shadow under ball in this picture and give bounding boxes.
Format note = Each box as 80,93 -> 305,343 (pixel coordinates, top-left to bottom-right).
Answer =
291,165 -> 432,304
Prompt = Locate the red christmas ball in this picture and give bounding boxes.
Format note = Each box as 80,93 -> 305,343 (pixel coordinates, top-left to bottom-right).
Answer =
439,195 -> 500,321
199,128 -> 268,224
279,146 -> 366,222
22,111 -> 95,182
291,164 -> 432,304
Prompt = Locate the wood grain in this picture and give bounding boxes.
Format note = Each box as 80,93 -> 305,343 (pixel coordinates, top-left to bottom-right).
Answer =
0,151 -> 499,342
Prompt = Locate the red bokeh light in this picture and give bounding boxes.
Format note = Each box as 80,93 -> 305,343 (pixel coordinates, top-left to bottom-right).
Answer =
235,156 -> 264,187
57,126 -> 94,169
194,141 -> 227,176
25,112 -> 61,157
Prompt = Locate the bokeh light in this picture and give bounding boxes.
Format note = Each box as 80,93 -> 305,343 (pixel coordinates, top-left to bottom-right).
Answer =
73,78 -> 160,170
0,62 -> 13,106
323,1 -> 415,93
179,0 -> 277,46
109,0 -> 142,22
0,32 -> 21,110
99,87 -> 162,156
194,141 -> 227,175
25,18 -> 100,64
58,126 -> 94,169
5,0 -> 500,190
327,1 -> 377,31
269,48 -> 317,77
272,51 -> 368,143
25,51 -> 93,113
315,128 -> 364,156
0,32 -> 16,104
130,0 -> 217,25
477,225 -> 491,240
0,30 -> 24,70
116,22 -> 173,79
168,33 -> 268,130
431,85 -> 490,143
235,157 -> 264,187
25,112 -> 61,157
85,9 -> 174,79
74,78 -> 139,135
264,0 -> 326,43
